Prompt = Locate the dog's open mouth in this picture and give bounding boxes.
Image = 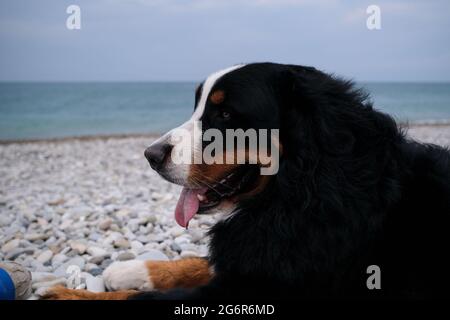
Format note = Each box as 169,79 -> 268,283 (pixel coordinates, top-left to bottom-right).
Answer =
174,166 -> 260,227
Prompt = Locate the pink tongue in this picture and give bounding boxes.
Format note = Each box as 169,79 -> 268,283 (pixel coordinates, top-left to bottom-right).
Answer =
175,188 -> 204,228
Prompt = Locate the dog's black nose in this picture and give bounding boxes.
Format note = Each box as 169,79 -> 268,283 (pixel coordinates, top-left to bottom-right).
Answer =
144,142 -> 172,171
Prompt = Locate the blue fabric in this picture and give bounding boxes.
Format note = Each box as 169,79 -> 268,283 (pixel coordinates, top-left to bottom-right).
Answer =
0,268 -> 15,300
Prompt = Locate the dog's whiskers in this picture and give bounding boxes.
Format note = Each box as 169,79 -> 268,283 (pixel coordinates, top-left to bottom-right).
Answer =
193,171 -> 235,191
191,176 -> 228,197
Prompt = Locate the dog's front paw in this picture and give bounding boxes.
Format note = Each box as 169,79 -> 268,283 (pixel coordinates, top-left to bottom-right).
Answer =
103,260 -> 154,291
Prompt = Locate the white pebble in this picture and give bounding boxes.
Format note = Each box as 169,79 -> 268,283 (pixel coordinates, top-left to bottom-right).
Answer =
36,250 -> 53,264
137,249 -> 169,261
87,246 -> 108,257
1,238 -> 20,253
31,272 -> 58,283
85,275 -> 105,292
70,241 -> 87,254
32,278 -> 66,290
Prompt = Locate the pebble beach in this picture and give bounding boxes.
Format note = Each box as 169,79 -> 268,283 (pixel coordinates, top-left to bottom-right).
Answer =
0,124 -> 449,299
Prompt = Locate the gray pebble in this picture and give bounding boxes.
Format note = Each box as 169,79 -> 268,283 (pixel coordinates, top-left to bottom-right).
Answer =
51,253 -> 68,267
88,268 -> 103,277
98,218 -> 113,230
66,249 -> 79,257
100,258 -> 113,269
25,233 -> 48,241
136,235 -> 150,243
36,250 -> 53,265
0,215 -> 12,227
32,277 -> 66,290
6,248 -> 34,260
88,254 -> 108,265
31,272 -> 58,283
116,252 -> 136,261
87,246 -> 108,257
70,241 -> 87,254
89,233 -> 102,241
137,249 -> 169,261
85,275 -> 105,292
174,235 -> 192,245
1,238 -> 20,253
170,242 -> 182,253
180,250 -> 201,258
113,238 -> 130,249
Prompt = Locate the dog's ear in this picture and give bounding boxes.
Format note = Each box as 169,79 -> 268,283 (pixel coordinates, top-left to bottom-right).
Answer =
277,66 -> 319,115
276,67 -> 319,152
277,66 -> 355,157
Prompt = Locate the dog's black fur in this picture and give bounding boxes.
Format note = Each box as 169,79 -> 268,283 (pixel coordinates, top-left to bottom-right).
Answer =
135,63 -> 450,299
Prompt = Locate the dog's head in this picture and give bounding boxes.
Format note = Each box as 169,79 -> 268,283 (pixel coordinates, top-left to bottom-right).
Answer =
144,63 -> 386,227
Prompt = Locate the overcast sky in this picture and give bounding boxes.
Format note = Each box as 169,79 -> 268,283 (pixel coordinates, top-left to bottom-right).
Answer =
1,0 -> 449,81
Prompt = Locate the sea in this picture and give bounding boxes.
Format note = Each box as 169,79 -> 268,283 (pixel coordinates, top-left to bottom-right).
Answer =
0,82 -> 449,140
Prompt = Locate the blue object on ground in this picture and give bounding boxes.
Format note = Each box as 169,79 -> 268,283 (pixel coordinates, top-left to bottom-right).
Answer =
0,268 -> 15,300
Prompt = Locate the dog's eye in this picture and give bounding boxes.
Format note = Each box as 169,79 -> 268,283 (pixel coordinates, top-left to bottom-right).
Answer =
221,111 -> 231,119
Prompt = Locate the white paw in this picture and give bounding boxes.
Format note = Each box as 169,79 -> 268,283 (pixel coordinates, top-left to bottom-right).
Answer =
103,260 -> 154,291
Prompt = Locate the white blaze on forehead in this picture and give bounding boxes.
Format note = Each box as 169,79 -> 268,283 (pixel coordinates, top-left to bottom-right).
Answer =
192,64 -> 245,121
181,64 -> 245,174
148,64 -> 245,185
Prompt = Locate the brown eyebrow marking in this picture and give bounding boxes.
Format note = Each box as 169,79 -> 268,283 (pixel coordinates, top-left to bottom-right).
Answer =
209,90 -> 225,104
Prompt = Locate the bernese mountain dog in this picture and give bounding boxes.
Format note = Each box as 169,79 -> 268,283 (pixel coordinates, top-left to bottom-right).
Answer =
44,63 -> 450,300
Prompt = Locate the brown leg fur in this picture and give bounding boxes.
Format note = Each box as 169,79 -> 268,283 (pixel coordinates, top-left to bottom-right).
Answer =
41,258 -> 212,300
41,286 -> 138,300
147,257 -> 212,291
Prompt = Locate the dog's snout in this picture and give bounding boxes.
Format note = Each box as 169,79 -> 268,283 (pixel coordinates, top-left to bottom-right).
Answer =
144,142 -> 172,171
